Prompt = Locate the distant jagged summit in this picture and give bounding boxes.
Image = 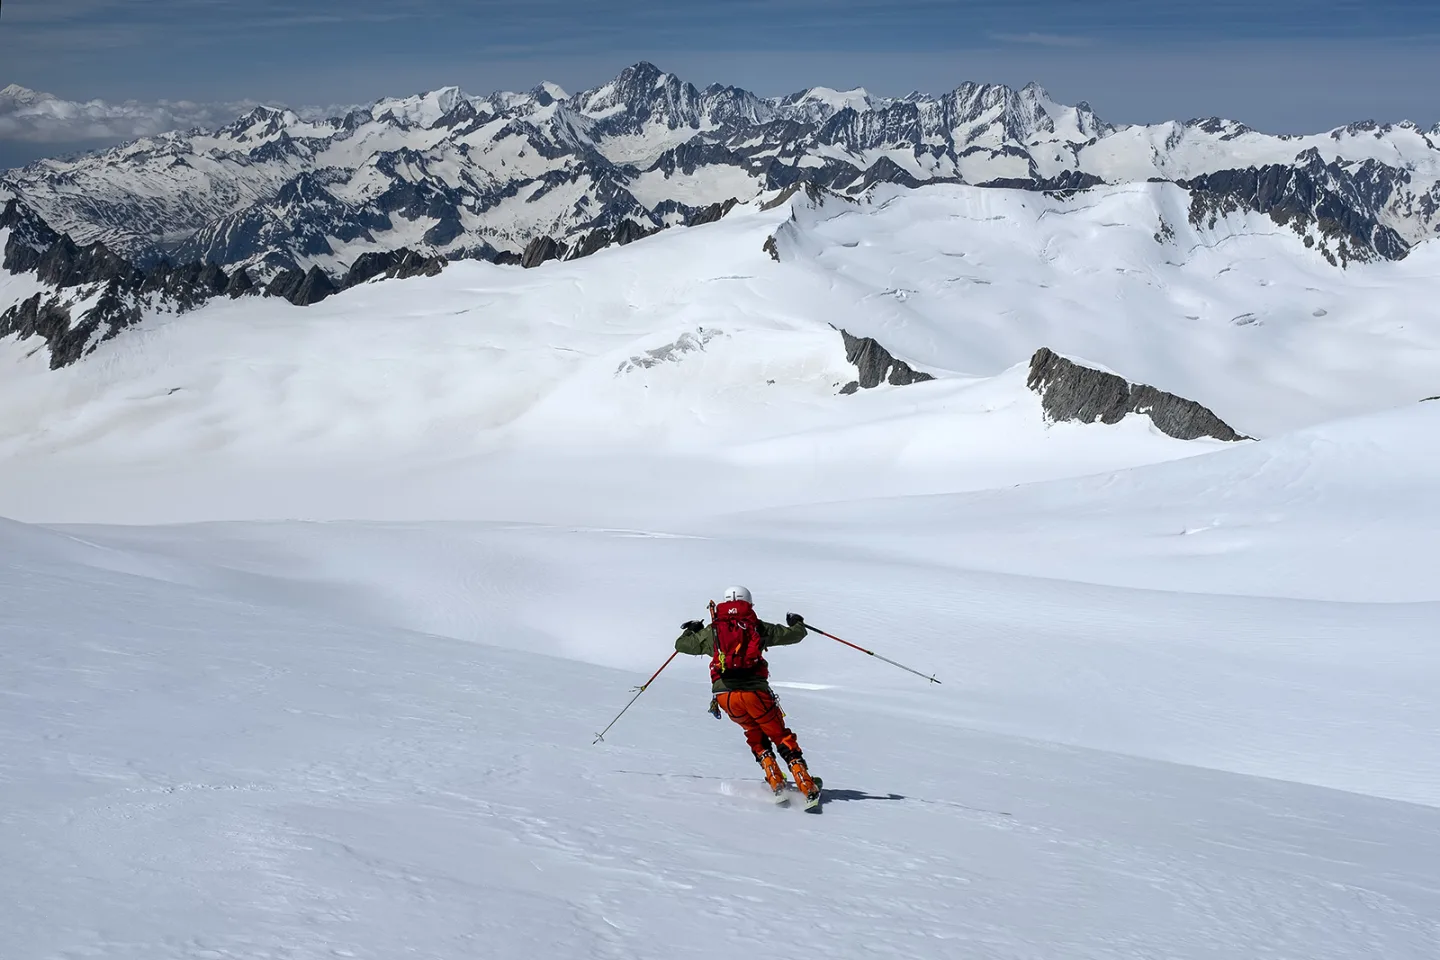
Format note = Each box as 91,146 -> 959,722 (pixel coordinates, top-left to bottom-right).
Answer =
1,60 -> 1437,283
1,84 -> 53,105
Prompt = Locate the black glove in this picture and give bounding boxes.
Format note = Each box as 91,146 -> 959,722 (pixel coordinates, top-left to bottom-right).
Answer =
681,620 -> 705,633
786,612 -> 805,627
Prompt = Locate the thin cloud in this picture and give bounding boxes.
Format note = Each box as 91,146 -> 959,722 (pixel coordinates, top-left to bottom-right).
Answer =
990,32 -> 1094,48
0,86 -> 349,145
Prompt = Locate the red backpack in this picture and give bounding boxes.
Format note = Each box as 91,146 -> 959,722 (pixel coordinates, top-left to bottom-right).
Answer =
709,599 -> 769,684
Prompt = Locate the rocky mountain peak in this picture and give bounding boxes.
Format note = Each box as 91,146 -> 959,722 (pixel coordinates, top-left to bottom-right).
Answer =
274,172 -> 341,208
3,64 -> 1437,294
617,60 -> 669,89
222,106 -> 297,141
372,86 -> 473,130
578,61 -> 696,127
1,83 -> 48,103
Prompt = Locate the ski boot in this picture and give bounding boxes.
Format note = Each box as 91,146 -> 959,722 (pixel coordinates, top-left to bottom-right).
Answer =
787,758 -> 819,799
787,757 -> 823,810
757,751 -> 789,798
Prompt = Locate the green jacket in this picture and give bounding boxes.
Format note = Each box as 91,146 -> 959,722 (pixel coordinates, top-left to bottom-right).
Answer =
675,618 -> 807,693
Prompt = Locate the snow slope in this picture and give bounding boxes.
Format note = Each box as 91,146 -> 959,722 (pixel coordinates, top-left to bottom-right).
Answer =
5,511 -> 1440,960
4,178 -> 1440,958
757,400 -> 1440,602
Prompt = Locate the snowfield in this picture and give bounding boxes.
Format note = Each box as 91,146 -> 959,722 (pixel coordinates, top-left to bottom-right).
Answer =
3,184 -> 1440,959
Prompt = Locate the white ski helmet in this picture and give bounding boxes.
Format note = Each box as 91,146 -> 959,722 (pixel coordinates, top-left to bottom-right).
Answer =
722,585 -> 752,604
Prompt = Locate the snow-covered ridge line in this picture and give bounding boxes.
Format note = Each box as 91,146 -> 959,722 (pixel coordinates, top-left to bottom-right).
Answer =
0,184 -> 763,368
0,197 -> 452,367
2,61 -> 1437,282
6,171 -> 1436,378
5,178 -> 1434,455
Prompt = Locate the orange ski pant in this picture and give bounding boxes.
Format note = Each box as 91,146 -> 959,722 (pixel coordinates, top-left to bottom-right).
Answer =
715,690 -> 803,761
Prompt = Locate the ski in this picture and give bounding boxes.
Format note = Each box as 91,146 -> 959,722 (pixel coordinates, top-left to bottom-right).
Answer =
804,775 -> 824,812
785,776 -> 823,812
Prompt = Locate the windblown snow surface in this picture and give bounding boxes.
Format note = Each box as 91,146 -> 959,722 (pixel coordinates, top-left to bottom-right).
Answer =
3,185 -> 1440,959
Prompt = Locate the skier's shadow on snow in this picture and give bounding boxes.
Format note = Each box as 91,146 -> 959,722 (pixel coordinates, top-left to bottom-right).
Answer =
615,771 -> 906,804
614,771 -> 1010,815
820,788 -> 907,804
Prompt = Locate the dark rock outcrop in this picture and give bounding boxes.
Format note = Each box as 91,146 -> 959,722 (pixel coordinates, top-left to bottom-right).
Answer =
5,198 -> 237,301
422,215 -> 465,247
568,229 -> 612,260
759,180 -> 832,212
290,265 -> 338,306
224,267 -> 258,297
341,251 -> 400,288
0,199 -> 453,367
521,235 -> 567,268
340,248 -> 446,288
434,99 -> 481,130
0,294 -> 75,367
612,219 -> 654,246
1,199 -> 243,367
389,249 -> 446,279
34,235 -> 138,289
978,169 -> 1107,193
138,260 -> 231,311
0,278 -> 144,369
260,265 -> 339,305
264,268 -> 305,301
1181,151 -> 1410,264
860,157 -> 924,190
1026,347 -> 1246,441
687,198 -> 740,226
560,218 -> 664,263
2,197 -> 63,274
837,329 -> 935,393
648,140 -> 746,178
196,262 -> 230,295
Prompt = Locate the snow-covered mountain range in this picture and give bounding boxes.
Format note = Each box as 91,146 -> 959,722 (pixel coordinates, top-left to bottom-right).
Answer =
3,61 -> 1438,286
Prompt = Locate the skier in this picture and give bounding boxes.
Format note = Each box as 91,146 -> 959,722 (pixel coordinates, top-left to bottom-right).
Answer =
675,586 -> 820,803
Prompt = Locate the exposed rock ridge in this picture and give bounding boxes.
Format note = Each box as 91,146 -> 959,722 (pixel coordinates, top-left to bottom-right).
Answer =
1181,151 -> 1411,265
341,248 -> 447,287
1,282 -> 142,369
1,200 -> 452,367
1026,347 -> 1246,441
837,328 -> 935,394
521,198 -> 742,269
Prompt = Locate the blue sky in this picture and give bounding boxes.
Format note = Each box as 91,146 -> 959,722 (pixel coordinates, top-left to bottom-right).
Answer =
3,0 -> 1439,147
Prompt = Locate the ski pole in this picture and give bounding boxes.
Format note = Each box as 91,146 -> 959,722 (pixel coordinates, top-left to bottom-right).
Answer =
593,650 -> 680,745
804,624 -> 942,684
